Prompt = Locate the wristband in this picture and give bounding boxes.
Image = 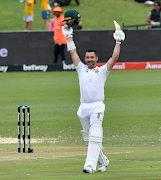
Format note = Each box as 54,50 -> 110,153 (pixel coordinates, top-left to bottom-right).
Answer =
67,41 -> 76,51
116,40 -> 121,44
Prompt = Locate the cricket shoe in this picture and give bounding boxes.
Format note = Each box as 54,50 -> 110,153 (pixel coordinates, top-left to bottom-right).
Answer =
97,159 -> 110,172
83,166 -> 94,173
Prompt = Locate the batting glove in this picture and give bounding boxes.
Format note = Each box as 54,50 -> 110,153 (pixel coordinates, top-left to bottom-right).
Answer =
62,24 -> 73,38
113,29 -> 125,44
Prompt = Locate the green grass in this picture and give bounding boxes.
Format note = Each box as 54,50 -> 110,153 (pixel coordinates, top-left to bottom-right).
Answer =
0,0 -> 153,30
0,70 -> 161,179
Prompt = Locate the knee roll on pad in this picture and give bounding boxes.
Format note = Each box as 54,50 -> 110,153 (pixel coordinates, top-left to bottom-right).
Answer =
89,124 -> 103,143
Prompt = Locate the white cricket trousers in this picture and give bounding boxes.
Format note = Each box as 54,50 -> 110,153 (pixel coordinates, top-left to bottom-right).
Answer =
77,101 -> 105,130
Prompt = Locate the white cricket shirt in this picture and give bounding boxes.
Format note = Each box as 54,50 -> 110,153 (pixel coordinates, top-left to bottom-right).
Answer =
76,61 -> 110,103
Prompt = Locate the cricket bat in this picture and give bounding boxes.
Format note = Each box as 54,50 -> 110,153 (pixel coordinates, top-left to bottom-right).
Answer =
113,20 -> 121,30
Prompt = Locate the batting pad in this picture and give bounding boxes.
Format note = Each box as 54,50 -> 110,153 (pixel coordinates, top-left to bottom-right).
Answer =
84,124 -> 102,171
89,124 -> 102,143
81,129 -> 108,168
98,149 -> 108,167
81,130 -> 89,146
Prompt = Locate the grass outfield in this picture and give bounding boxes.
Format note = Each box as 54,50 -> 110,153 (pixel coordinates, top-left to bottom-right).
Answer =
0,0 -> 153,31
0,70 -> 161,179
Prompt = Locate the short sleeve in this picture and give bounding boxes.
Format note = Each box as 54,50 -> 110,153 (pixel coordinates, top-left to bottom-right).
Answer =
75,61 -> 86,74
99,63 -> 111,78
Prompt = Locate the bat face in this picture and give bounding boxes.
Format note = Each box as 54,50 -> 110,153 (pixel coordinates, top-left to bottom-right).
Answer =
113,20 -> 121,30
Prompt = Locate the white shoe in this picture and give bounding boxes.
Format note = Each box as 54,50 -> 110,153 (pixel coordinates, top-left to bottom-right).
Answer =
83,166 -> 94,173
97,159 -> 110,172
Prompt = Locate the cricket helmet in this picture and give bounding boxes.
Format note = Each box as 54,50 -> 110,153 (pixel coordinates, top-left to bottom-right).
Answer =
63,9 -> 81,27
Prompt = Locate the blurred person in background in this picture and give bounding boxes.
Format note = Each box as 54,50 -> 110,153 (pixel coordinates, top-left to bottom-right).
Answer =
49,10 -> 56,31
40,0 -> 51,30
52,6 -> 67,64
49,0 -> 83,7
146,1 -> 161,28
23,0 -> 36,31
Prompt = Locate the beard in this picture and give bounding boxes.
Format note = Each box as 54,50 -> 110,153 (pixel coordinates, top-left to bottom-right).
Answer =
86,61 -> 96,69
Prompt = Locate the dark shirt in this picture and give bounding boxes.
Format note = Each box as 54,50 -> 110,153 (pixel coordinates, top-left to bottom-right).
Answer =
150,9 -> 161,22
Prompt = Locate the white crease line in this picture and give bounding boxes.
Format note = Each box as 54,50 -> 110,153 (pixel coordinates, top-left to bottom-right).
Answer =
2,151 -> 135,155
32,151 -> 135,159
0,151 -> 161,163
0,151 -> 136,161
112,160 -> 161,163
108,151 -> 135,154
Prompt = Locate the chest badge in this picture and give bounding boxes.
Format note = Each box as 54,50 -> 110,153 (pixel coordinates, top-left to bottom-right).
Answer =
97,113 -> 100,119
95,69 -> 99,74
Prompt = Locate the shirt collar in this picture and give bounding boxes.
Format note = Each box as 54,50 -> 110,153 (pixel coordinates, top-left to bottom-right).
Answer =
86,66 -> 98,71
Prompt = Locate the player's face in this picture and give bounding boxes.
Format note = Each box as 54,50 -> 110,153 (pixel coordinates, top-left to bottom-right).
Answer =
85,52 -> 98,69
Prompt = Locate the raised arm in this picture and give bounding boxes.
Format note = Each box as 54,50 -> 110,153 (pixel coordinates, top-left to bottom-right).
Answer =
107,21 -> 125,71
107,44 -> 120,71
67,37 -> 80,67
62,25 -> 80,67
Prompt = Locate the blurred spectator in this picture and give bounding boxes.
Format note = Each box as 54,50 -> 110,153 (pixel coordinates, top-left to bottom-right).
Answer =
145,0 -> 154,6
52,6 -> 67,64
49,11 -> 56,31
135,0 -> 154,6
146,1 -> 161,28
23,0 -> 36,31
50,0 -> 83,7
135,0 -> 146,2
40,0 -> 50,30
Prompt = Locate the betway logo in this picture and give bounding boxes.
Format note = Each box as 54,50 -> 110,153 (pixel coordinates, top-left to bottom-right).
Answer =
0,66 -> 8,72
112,63 -> 125,70
0,48 -> 8,57
23,64 -> 48,72
145,62 -> 161,69
63,62 -> 75,70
